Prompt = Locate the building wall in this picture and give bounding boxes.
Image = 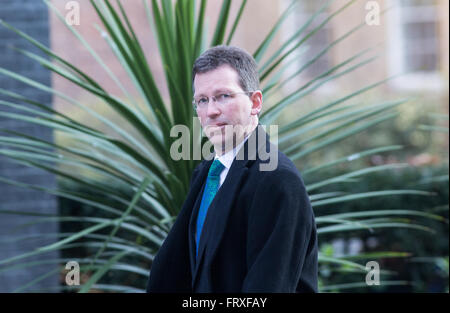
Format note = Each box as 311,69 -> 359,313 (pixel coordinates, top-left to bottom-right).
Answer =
49,0 -> 166,109
0,0 -> 59,292
48,0 -> 448,102
438,0 -> 449,80
329,0 -> 389,92
49,0 -> 281,111
48,0 -> 448,159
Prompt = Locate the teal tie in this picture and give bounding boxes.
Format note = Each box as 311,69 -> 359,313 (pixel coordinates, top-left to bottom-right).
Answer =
196,159 -> 225,258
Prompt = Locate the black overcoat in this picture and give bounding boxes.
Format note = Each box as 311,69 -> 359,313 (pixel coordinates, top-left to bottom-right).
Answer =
147,126 -> 318,292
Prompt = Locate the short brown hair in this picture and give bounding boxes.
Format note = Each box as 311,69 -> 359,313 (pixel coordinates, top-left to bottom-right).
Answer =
192,45 -> 259,93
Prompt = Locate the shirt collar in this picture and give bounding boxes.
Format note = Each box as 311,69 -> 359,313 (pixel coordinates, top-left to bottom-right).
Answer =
215,136 -> 249,170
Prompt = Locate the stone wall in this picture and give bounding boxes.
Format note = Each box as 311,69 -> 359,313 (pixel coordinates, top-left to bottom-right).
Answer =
0,0 -> 59,292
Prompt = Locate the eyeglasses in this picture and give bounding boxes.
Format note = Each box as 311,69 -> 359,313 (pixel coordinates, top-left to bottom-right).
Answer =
192,91 -> 253,110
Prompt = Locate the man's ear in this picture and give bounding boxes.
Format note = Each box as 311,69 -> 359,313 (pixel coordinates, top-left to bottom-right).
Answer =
250,90 -> 263,116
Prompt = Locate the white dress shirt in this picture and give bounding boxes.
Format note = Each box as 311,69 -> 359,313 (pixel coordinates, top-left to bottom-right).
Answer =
215,136 -> 249,187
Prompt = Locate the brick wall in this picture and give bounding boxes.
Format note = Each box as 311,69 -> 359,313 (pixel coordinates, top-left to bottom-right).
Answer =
48,0 -> 282,111
0,0 -> 59,292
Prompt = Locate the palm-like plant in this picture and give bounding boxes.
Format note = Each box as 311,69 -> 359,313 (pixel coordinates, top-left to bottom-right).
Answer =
0,0 -> 442,292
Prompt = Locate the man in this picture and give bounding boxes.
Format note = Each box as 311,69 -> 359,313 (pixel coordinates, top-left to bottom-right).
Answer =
147,45 -> 318,293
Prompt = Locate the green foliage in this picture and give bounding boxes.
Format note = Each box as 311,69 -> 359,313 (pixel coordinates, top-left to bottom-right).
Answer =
0,0 -> 446,292
315,165 -> 448,292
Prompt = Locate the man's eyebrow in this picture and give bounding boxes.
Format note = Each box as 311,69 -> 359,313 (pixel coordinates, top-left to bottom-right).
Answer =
194,88 -> 232,97
214,88 -> 234,94
214,88 -> 232,94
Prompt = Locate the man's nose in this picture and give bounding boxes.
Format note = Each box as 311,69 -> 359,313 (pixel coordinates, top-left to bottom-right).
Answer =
206,99 -> 221,117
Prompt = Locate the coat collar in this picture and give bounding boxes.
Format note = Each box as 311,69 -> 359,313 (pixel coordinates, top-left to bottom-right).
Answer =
215,134 -> 249,170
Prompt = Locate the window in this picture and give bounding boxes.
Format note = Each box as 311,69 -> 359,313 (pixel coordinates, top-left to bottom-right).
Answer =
387,0 -> 444,90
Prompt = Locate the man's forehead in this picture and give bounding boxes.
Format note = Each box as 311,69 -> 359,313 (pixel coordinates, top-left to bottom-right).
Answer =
193,65 -> 240,94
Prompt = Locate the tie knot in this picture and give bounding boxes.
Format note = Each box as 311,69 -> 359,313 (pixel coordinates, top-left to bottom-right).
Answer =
209,159 -> 225,177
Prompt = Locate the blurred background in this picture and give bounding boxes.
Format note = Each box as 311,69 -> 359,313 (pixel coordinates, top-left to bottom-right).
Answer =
0,0 -> 448,292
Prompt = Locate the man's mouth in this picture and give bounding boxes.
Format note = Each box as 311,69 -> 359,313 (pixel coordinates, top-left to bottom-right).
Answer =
208,122 -> 227,128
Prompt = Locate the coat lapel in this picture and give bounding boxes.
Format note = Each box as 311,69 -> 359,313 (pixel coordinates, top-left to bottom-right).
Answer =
188,159 -> 213,277
147,158 -> 211,292
188,178 -> 206,276
191,126 -> 270,289
191,163 -> 249,288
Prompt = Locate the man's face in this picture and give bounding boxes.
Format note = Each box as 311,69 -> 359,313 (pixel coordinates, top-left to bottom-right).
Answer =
193,65 -> 261,154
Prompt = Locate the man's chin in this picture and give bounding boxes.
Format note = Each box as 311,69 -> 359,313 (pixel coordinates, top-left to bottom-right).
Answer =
208,135 -> 227,150
204,124 -> 250,153
209,137 -> 243,155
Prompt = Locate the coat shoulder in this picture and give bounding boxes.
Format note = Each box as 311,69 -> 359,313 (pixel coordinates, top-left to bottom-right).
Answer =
252,149 -> 306,188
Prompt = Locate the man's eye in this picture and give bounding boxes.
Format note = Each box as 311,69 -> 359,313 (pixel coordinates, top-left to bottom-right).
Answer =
197,98 -> 208,104
217,94 -> 231,101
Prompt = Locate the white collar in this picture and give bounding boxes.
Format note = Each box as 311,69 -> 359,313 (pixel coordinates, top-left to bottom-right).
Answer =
215,136 -> 249,170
